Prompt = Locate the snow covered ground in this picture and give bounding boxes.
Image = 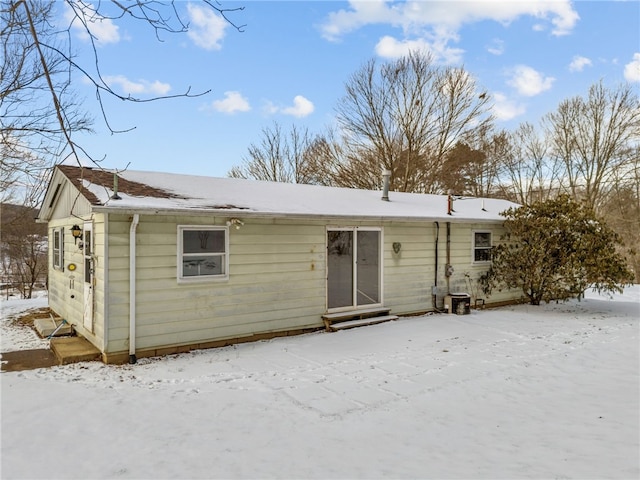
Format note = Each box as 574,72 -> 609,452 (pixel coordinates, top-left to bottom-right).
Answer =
1,287 -> 639,479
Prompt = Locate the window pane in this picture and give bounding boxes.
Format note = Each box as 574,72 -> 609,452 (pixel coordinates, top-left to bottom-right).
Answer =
84,230 -> 91,255
183,230 -> 225,254
53,230 -> 61,268
475,232 -> 491,248
327,231 -> 353,309
182,255 -> 224,277
475,248 -> 491,262
357,231 -> 380,305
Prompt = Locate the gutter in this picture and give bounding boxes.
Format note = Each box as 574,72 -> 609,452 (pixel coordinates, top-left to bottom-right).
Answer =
91,206 -> 506,225
129,214 -> 139,364
446,222 -> 451,295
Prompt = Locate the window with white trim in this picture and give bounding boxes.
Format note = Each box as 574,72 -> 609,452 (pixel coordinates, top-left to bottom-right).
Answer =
473,231 -> 492,262
52,228 -> 64,270
178,226 -> 228,281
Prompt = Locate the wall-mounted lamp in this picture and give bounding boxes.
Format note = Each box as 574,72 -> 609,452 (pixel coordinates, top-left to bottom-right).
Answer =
70,225 -> 82,245
226,218 -> 244,230
392,242 -> 402,254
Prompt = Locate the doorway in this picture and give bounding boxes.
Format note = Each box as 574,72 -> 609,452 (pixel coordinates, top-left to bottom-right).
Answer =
83,222 -> 93,332
327,228 -> 382,311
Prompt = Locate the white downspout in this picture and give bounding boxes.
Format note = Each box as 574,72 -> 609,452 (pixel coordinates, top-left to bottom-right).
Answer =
129,214 -> 139,364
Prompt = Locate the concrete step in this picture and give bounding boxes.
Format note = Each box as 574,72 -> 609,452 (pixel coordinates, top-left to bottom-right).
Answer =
328,315 -> 399,332
34,317 -> 73,338
322,307 -> 392,322
50,337 -> 101,365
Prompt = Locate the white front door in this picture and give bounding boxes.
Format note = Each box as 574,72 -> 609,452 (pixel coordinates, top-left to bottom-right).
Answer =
83,222 -> 94,332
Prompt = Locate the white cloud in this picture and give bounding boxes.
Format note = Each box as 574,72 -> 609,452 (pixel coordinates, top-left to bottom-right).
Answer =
186,3 -> 228,50
103,75 -> 171,96
569,55 -> 592,72
320,0 -> 397,41
282,96 -> 315,118
319,1 -> 578,68
506,65 -> 554,97
262,96 -> 315,118
375,29 -> 464,64
320,0 -> 579,41
211,91 -> 251,114
624,53 -> 640,83
65,5 -> 120,45
492,92 -> 526,121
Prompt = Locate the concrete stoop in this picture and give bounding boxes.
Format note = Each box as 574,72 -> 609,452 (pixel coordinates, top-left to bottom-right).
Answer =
50,337 -> 101,365
34,316 -> 73,338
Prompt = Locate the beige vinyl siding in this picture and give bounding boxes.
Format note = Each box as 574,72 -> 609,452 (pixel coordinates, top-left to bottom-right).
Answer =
383,221 -> 518,313
103,214 -> 520,356
46,210 -> 107,350
105,215 -> 326,354
383,222 -> 434,315
47,219 -> 77,323
446,222 -> 520,305
48,180 -> 92,220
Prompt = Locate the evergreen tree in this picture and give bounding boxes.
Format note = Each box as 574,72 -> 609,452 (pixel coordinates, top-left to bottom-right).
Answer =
482,195 -> 634,305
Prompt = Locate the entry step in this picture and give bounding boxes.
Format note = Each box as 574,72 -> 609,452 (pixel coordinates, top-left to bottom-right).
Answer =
322,307 -> 397,332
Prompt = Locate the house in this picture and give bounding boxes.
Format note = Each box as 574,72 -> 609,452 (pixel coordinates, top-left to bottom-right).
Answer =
37,164 -> 521,363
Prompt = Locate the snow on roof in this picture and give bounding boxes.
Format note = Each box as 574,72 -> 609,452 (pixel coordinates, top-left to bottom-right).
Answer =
57,165 -> 518,222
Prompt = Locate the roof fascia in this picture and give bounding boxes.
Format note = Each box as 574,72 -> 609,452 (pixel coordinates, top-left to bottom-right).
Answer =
91,205 -> 505,224
36,166 -> 66,223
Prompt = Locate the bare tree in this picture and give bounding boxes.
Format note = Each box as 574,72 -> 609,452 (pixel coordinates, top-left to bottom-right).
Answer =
229,122 -> 321,183
545,80 -> 640,213
498,122 -> 564,205
1,0 -> 92,205
472,127 -> 511,199
598,146 -> 640,281
334,50 -> 492,193
1,0 -> 244,199
439,142 -> 486,196
0,203 -> 47,298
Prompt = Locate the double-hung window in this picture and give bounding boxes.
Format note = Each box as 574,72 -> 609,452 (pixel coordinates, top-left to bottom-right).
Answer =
178,226 -> 228,281
52,228 -> 64,270
473,231 -> 492,262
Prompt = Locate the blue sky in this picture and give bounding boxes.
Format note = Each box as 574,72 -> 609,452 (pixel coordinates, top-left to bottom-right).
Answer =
64,1 -> 640,178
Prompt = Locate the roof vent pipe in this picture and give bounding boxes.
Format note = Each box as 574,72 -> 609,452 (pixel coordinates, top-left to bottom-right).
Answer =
111,172 -> 121,200
381,169 -> 391,201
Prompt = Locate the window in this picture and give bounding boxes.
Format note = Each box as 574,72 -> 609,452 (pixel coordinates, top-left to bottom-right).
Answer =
178,226 -> 228,281
52,228 -> 64,270
473,231 -> 492,262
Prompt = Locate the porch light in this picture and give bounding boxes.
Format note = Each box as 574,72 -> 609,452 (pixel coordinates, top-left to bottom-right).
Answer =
70,225 -> 82,244
226,218 -> 244,230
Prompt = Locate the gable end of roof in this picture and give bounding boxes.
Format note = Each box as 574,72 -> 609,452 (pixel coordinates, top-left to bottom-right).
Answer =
57,164 -> 184,205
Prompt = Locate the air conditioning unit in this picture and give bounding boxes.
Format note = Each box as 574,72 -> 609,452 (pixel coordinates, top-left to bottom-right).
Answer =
444,293 -> 471,315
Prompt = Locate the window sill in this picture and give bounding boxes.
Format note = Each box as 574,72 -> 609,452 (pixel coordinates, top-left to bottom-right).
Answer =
177,275 -> 229,284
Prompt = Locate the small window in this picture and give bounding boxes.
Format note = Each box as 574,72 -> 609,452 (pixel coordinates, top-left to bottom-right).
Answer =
178,226 -> 228,281
473,231 -> 492,262
52,228 -> 64,270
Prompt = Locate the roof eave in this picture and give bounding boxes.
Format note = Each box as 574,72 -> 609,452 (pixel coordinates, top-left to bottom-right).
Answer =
91,205 -> 505,224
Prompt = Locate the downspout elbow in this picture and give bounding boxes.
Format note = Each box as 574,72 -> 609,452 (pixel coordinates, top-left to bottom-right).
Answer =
129,214 -> 139,364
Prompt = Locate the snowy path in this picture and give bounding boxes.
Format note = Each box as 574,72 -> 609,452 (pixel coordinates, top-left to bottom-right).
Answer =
1,288 -> 639,479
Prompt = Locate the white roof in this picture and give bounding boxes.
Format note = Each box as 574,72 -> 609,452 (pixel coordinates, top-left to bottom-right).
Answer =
61,166 -> 519,223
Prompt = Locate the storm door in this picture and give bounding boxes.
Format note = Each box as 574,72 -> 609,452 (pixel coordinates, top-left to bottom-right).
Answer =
327,228 -> 381,311
83,222 -> 94,332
